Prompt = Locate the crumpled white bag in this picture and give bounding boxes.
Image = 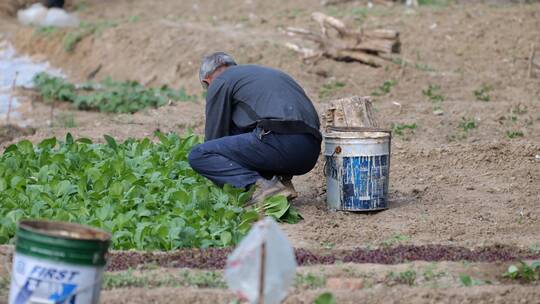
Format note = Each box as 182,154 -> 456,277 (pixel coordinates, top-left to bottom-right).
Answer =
225,217 -> 297,304
17,3 -> 79,28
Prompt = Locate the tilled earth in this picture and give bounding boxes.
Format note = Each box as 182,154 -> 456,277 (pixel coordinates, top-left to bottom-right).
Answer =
0,0 -> 539,303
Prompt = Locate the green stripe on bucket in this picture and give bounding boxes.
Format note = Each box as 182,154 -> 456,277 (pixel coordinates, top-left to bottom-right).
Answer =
15,220 -> 111,266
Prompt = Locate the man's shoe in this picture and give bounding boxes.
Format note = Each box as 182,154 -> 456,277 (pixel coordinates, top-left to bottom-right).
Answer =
279,176 -> 298,200
246,176 -> 292,206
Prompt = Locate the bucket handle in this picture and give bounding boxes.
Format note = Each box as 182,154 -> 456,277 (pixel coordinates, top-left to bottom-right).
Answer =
3,251 -> 105,302
323,149 -> 339,177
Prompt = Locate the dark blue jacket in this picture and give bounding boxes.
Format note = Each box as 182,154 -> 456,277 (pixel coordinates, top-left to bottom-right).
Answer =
205,65 -> 321,141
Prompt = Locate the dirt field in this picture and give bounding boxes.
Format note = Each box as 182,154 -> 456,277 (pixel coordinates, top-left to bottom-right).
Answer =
0,0 -> 539,303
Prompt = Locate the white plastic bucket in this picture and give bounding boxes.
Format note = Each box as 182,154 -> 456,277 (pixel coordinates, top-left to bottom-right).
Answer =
324,127 -> 391,211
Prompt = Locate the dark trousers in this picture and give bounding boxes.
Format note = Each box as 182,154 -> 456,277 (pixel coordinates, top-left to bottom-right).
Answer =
188,128 -> 321,189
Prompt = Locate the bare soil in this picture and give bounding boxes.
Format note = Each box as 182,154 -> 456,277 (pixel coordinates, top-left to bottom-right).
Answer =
0,0 -> 539,302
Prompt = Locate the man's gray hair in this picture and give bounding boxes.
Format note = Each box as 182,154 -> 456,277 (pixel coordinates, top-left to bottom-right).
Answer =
199,52 -> 237,82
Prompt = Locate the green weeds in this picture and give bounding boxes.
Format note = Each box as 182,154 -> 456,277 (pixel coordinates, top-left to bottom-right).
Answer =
422,84 -> 445,103
449,117 -> 477,141
295,273 -> 327,289
391,123 -> 417,137
398,269 -> 417,286
459,274 -> 488,287
503,261 -> 540,283
319,81 -> 346,99
423,84 -> 444,113
33,72 -> 197,113
321,242 -> 335,250
64,20 -> 119,52
422,263 -> 447,282
314,292 -> 336,304
508,104 -> 528,122
473,84 -> 493,102
506,131 -> 524,139
458,117 -> 477,132
387,269 -> 416,286
372,80 -> 397,96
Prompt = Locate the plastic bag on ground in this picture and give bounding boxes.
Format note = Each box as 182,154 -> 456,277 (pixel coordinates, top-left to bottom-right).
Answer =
225,217 -> 297,304
17,3 -> 79,27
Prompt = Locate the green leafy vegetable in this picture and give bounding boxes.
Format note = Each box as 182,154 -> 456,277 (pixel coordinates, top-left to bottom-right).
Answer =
0,133 -> 300,250
32,73 -> 198,113
503,261 -> 540,282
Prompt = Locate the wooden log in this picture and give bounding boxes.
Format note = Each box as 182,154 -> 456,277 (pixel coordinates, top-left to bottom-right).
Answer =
353,39 -> 398,54
284,42 -> 321,59
323,96 -> 379,130
363,29 -> 400,40
333,50 -> 386,67
312,12 -> 352,38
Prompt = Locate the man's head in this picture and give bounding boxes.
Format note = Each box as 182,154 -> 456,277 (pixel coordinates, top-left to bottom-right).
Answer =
199,52 -> 237,89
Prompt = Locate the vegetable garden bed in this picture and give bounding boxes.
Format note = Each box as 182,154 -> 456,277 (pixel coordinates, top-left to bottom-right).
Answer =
33,72 -> 198,113
0,133 -> 299,250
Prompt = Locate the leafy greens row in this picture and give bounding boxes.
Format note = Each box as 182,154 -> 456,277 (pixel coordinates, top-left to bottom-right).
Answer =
0,133 -> 300,250
32,72 -> 198,113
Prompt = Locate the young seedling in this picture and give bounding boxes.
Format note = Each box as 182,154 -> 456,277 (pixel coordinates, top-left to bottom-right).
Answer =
372,80 -> 397,96
391,123 -> 417,137
473,84 -> 493,102
507,104 -> 528,122
294,273 -> 326,289
503,261 -> 540,283
506,131 -> 524,139
387,269 -> 416,286
319,81 -> 346,98
422,84 -> 444,103
459,274 -> 487,287
398,269 -> 417,286
458,117 -> 477,132
422,263 -> 446,282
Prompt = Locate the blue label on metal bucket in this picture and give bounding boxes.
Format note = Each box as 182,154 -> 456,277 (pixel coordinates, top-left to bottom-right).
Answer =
342,155 -> 389,210
9,254 -> 104,304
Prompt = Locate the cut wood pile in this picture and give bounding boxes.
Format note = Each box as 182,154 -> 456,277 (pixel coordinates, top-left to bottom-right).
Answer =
285,12 -> 401,67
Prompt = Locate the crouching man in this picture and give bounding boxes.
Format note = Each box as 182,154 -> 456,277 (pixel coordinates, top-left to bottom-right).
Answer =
188,52 -> 321,204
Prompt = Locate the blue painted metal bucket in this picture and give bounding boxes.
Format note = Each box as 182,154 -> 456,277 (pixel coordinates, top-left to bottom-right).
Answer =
324,127 -> 391,211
